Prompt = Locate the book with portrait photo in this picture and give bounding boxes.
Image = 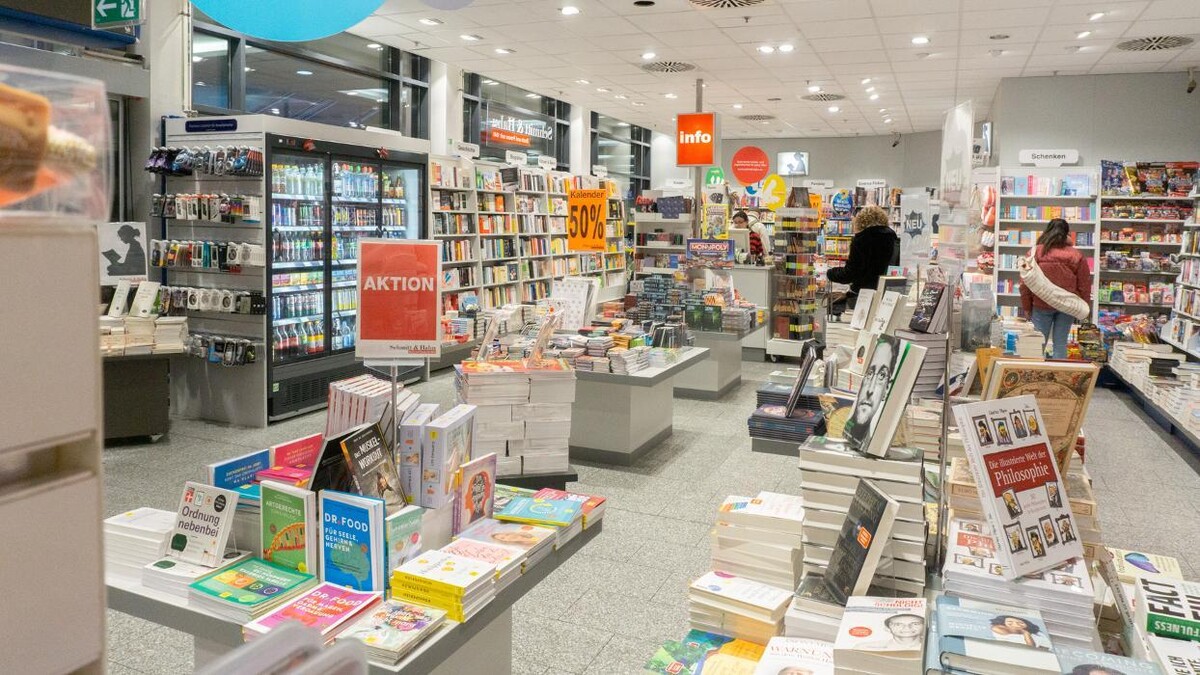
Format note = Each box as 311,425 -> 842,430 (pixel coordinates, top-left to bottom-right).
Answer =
1053,645 -> 1165,675
951,396 -> 1083,579
936,595 -> 1060,674
842,335 -> 928,458
834,597 -> 927,673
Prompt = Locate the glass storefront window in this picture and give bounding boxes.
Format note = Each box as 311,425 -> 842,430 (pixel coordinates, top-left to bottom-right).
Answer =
192,32 -> 231,109
244,47 -> 388,129
464,73 -> 570,168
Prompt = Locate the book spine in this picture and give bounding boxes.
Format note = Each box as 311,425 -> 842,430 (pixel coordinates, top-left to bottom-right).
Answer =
390,573 -> 469,597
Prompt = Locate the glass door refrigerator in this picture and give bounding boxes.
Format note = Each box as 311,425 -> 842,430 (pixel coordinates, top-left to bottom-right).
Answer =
266,135 -> 426,420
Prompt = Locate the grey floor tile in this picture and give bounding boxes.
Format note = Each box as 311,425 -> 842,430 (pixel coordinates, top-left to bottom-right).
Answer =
566,588 -> 689,644
106,663 -> 146,675
581,633 -> 665,675
512,613 -> 612,674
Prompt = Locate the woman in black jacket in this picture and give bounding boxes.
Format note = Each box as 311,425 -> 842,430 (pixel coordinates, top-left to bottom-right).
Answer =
827,205 -> 899,307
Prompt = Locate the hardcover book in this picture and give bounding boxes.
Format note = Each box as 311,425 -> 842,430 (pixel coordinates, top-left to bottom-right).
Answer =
842,335 -> 928,457
834,596 -> 926,674
385,505 -> 424,574
936,595 -> 1059,674
190,558 -> 315,615
260,480 -> 317,574
1135,577 -> 1200,642
243,583 -> 381,641
169,481 -> 239,567
340,422 -> 407,514
784,340 -> 820,417
849,289 -> 877,330
909,282 -> 948,334
257,433 -> 323,484
319,490 -> 386,592
422,404 -> 477,509
335,600 -> 447,662
1052,645 -> 1164,675
752,637 -> 834,675
1148,634 -> 1200,674
982,359 -> 1099,474
868,290 -> 903,335
399,403 -> 440,504
392,550 -> 496,595
822,479 -> 899,605
206,449 -> 270,503
493,495 -> 583,528
453,452 -> 497,535
456,517 -> 557,551
951,396 -> 1082,579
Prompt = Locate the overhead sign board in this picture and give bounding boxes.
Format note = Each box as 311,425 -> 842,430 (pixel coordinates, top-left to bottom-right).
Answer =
93,0 -> 141,28
676,112 -> 718,167
1018,149 -> 1080,167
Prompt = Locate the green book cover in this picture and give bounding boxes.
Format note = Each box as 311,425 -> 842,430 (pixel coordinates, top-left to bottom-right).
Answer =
1136,577 -> 1200,642
261,483 -> 311,574
190,558 -> 314,607
386,505 -> 424,573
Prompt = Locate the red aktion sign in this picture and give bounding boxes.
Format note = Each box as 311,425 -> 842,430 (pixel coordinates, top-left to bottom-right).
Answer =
356,239 -> 442,359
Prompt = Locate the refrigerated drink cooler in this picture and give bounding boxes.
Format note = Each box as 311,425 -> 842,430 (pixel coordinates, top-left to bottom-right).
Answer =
162,116 -> 431,427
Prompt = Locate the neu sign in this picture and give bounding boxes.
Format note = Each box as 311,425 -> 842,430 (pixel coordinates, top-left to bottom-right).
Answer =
676,112 -> 717,167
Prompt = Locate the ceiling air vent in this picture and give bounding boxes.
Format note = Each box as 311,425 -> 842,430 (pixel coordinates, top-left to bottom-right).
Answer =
801,93 -> 845,102
641,61 -> 697,73
688,0 -> 767,8
739,114 -> 775,121
1116,36 -> 1194,52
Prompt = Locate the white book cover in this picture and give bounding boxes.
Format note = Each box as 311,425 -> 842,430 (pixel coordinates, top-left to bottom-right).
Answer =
951,396 -> 1083,579
104,507 -> 175,540
752,637 -> 834,675
143,549 -> 253,591
421,404 -> 477,509
399,403 -> 440,504
1148,634 -> 1200,674
834,596 -> 927,655
849,289 -> 876,330
168,481 -> 239,567
868,291 -> 901,334
690,571 -> 792,613
129,281 -> 162,318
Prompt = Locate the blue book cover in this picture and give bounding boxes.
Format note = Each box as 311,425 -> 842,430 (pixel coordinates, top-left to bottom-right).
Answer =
493,496 -> 583,527
206,449 -> 270,504
935,596 -> 1058,672
320,490 -> 384,592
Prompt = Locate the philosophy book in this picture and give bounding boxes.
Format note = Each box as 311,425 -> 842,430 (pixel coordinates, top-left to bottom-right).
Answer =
849,289 -> 877,330
169,481 -> 239,567
868,290 -> 903,335
259,480 -> 317,574
340,422 -> 407,514
319,490 -> 386,593
951,396 -> 1082,580
822,479 -> 899,605
452,452 -> 497,535
243,582 -> 381,643
936,595 -> 1060,674
841,334 -> 928,458
1135,578 -> 1200,642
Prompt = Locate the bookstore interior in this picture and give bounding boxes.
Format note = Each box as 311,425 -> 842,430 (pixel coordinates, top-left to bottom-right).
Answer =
8,1 -> 1200,674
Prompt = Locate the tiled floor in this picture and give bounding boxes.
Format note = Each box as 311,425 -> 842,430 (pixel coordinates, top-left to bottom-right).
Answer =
102,361 -> 1200,674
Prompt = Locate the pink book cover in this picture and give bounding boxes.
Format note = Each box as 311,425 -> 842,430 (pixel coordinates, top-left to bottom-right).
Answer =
256,465 -> 312,484
246,583 -> 381,638
271,433 -> 324,470
452,453 -> 497,535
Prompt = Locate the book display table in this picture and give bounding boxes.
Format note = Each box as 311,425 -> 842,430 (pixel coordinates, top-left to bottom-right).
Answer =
673,330 -> 747,400
496,469 -> 579,492
107,523 -> 601,675
569,346 -> 710,465
429,339 -> 481,373
730,264 -> 770,359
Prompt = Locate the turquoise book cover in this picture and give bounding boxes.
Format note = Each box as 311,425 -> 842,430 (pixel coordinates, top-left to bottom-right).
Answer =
494,496 -> 582,527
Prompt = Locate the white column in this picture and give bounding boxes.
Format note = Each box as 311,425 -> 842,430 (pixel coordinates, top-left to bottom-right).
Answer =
569,105 -> 589,174
429,60 -> 462,155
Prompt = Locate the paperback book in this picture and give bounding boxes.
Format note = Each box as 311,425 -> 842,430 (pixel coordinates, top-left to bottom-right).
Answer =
868,291 -> 903,335
1052,645 -> 1164,675
842,334 -> 928,457
753,636 -> 834,675
531,488 -> 607,529
336,600 -> 447,664
1148,635 -> 1200,674
243,582 -> 381,643
936,595 -> 1059,674
320,490 -> 386,593
143,549 -> 253,597
340,422 -> 407,514
257,433 -> 323,485
456,517 -> 557,554
189,557 -> 317,622
822,479 -> 900,605
833,596 -> 926,674
169,481 -> 239,567
422,404 -> 477,509
908,281 -> 949,334
259,480 -> 317,574
453,452 -> 497,535
385,504 -> 424,574
643,630 -> 732,675
1135,577 -> 1200,642
494,495 -> 583,528
206,449 -> 270,503
951,396 -> 1082,579
849,289 -> 877,330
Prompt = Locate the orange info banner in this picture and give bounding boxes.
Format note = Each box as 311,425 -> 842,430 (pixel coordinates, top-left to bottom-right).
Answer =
567,188 -> 607,252
355,239 -> 442,359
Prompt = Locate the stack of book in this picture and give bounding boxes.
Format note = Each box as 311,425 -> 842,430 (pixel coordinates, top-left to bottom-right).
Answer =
335,600 -> 447,664
894,329 -> 947,399
527,360 -> 575,403
122,316 -> 156,355
647,347 -> 679,368
454,361 -> 531,405
609,346 -> 650,374
189,558 -> 318,623
833,596 -> 927,674
152,316 -> 189,354
143,549 -> 252,597
574,354 -> 610,372
755,636 -> 836,674
934,595 -> 1063,674
747,406 -> 824,443
325,374 -> 417,443
391,550 -> 497,622
942,518 -> 1096,649
103,507 -> 175,583
441,537 -> 526,590
586,335 -> 613,357
533,487 -> 606,529
901,404 -> 943,463
825,321 -> 858,353
456,517 -> 557,568
688,571 -> 792,643
495,494 -> 585,547
243,583 -> 382,644
711,492 -> 805,591
798,437 -> 926,594
1000,320 -> 1045,357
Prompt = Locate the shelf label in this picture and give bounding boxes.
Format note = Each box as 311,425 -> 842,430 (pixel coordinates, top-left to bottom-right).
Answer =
451,141 -> 479,159
803,179 -> 834,191
356,239 -> 441,359
591,165 -> 608,178
856,178 -> 887,189
567,189 -> 607,252
1018,149 -> 1079,167
537,155 -> 557,170
505,150 -> 527,166
185,118 -> 238,133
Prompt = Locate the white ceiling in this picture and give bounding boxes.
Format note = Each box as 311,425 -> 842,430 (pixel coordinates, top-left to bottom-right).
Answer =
350,0 -> 1200,139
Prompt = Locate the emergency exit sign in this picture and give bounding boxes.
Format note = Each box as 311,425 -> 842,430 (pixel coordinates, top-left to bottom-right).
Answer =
93,0 -> 141,29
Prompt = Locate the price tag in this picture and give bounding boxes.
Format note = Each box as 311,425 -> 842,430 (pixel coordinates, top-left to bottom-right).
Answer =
567,189 -> 607,252
505,150 -> 527,166
537,155 -> 557,170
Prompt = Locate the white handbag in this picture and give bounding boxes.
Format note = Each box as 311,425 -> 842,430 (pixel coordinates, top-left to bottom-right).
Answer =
1017,248 -> 1090,320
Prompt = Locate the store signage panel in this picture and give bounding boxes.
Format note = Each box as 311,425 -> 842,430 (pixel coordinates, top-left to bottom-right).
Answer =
355,239 -> 441,359
505,150 -> 528,166
676,112 -> 718,167
761,174 -> 788,211
185,119 -> 239,133
480,102 -> 555,158
705,167 -> 725,186
538,155 -> 557,170
452,141 -> 480,159
189,0 -> 383,41
592,165 -> 608,178
730,146 -> 770,185
1018,149 -> 1080,167
856,178 -> 887,189
803,179 -> 835,191
93,0 -> 141,28
566,189 -> 607,252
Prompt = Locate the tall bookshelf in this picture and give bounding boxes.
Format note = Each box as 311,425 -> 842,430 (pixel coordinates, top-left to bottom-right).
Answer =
632,212 -> 692,276
1162,192 -> 1200,357
1097,194 -> 1188,320
993,166 -> 1099,319
429,157 -> 624,311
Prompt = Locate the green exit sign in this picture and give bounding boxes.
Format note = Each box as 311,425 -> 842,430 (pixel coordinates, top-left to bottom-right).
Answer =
93,0 -> 141,29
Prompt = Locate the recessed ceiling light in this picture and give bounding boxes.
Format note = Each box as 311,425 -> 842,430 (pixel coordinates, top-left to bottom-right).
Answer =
596,87 -> 610,92
778,44 -> 794,53
631,101 -> 645,106
860,78 -> 872,85
1076,31 -> 1091,39
990,33 -> 1009,40
196,81 -> 207,87
460,34 -> 482,41
807,85 -> 821,93
633,0 -> 655,5
732,103 -> 743,109
367,43 -> 381,49
884,118 -> 893,124
1089,11 -> 1105,21
827,105 -> 840,113
615,94 -> 628,99
419,18 -> 442,26
865,86 -> 875,92
526,93 -> 541,98
760,120 -> 770,125
495,48 -> 513,54
989,48 -> 1006,57
757,45 -> 775,54
879,108 -> 888,113
664,93 -> 678,99
244,67 -> 254,72
575,79 -> 590,84
296,69 -> 313,75
768,97 -> 782,101
561,5 -> 580,15
641,51 -> 656,60
482,79 -> 496,84
911,36 -> 930,45
869,94 -> 879,100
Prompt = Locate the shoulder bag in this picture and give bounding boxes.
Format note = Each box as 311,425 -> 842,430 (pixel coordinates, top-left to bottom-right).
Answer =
1017,247 -> 1090,320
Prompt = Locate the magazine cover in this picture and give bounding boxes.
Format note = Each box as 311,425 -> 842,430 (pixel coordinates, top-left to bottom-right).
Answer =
952,396 -> 1083,580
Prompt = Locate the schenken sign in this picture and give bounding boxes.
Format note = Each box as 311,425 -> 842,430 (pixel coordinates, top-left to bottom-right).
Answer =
356,239 -> 441,359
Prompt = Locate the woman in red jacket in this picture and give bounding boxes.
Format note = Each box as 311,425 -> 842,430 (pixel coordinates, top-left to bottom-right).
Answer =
1019,218 -> 1092,358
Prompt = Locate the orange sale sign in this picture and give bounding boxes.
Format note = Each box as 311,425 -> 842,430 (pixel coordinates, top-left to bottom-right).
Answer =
567,188 -> 607,252
355,239 -> 442,359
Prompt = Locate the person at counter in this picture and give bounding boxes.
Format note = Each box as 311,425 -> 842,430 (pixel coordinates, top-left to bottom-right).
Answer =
826,205 -> 899,310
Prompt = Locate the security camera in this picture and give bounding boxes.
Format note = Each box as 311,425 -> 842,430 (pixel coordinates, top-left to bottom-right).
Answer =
891,132 -> 902,148
1189,68 -> 1196,94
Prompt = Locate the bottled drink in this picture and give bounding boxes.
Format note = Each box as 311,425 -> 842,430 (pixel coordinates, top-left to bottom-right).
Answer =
314,320 -> 325,354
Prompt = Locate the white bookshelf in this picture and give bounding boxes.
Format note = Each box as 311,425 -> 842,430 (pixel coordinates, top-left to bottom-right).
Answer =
1097,193 -> 1190,320
1164,190 -> 1200,358
632,212 -> 694,277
